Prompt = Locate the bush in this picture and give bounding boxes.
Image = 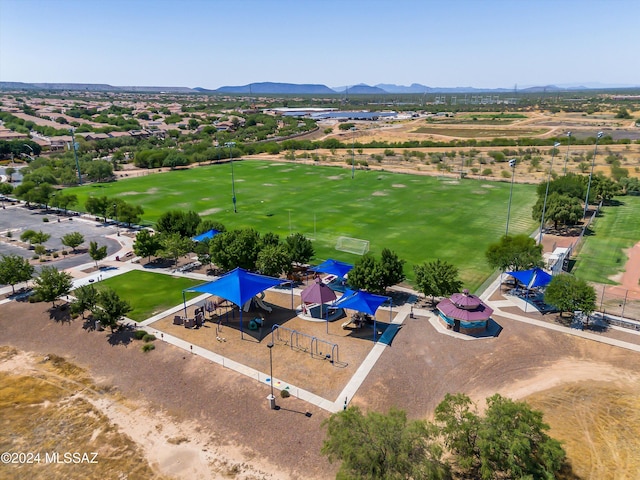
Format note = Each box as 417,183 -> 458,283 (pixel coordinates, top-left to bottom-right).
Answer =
32,254 -> 39,260
142,333 -> 156,342
501,170 -> 511,179
141,343 -> 155,352
133,330 -> 147,340
280,389 -> 291,398
6,231 -> 12,238
62,250 -> 68,256
482,168 -> 493,176
52,252 -> 59,258
43,217 -> 49,222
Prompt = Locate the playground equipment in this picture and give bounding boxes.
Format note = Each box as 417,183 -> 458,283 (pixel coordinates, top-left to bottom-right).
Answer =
243,292 -> 273,313
271,324 -> 345,367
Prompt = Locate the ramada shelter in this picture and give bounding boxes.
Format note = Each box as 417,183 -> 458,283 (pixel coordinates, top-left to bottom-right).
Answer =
436,289 -> 493,335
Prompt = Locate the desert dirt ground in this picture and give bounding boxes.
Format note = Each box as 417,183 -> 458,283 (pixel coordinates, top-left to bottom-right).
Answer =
3,286 -> 640,479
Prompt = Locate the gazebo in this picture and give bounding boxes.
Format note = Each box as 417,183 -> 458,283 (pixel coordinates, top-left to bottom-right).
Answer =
436,289 -> 493,334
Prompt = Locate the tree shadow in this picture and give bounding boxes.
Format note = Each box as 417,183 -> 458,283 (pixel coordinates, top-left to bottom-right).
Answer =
49,304 -> 73,324
106,323 -> 136,346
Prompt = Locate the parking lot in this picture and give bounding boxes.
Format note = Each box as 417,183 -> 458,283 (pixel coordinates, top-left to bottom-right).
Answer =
0,204 -> 122,271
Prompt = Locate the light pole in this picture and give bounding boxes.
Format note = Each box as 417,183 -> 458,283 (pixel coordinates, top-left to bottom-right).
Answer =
563,131 -> 572,175
69,128 -> 82,185
539,142 -> 562,245
225,141 -> 237,213
583,131 -> 604,219
266,342 -> 276,409
505,159 -> 516,237
350,126 -> 356,179
113,203 -> 120,236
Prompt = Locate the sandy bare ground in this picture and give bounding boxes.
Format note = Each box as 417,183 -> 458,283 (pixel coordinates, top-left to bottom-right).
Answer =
3,292 -> 640,478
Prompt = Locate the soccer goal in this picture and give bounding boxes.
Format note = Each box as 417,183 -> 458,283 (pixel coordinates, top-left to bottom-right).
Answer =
336,236 -> 370,255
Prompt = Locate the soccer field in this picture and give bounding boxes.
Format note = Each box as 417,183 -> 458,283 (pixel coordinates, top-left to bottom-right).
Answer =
572,196 -> 640,284
71,161 -> 538,290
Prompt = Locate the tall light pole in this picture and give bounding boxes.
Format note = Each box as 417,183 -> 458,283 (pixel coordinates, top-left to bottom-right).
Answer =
505,159 -> 516,237
225,141 -> 237,213
69,128 -> 82,185
583,131 -> 604,218
563,131 -> 572,175
539,142 -> 562,245
350,126 -> 356,179
113,203 -> 120,236
266,342 -> 276,409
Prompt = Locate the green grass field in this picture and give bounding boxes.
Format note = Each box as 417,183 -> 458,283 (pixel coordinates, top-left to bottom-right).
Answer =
71,161 -> 538,290
572,196 -> 640,284
97,271 -> 202,321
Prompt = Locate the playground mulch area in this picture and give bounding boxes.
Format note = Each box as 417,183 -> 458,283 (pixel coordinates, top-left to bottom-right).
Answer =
149,290 -> 398,400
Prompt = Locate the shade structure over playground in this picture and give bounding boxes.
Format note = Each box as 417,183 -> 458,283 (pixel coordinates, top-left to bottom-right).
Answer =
182,267 -> 285,337
192,229 -> 221,242
310,259 -> 353,278
301,279 -> 337,304
332,289 -> 391,342
507,267 -> 552,289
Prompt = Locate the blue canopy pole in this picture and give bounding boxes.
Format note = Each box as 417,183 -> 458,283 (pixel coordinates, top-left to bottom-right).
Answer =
183,291 -> 187,317
374,315 -> 377,342
240,307 -> 244,340
326,303 -> 329,334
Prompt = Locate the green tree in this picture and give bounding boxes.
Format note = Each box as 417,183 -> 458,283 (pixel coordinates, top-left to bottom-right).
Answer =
158,233 -> 193,266
615,107 -> 632,119
477,394 -> 565,480
348,254 -> 384,293
322,406 -> 449,480
435,393 -> 565,479
210,228 -> 262,271
544,274 -> 597,318
70,283 -> 99,318
85,195 -> 110,222
485,234 -> 543,272
20,229 -> 37,244
532,192 -> 583,229
5,167 -> 15,182
0,182 -> 13,195
51,192 -> 78,213
196,219 -> 226,234
285,233 -> 315,265
89,241 -> 108,268
133,229 -> 161,262
27,230 -> 51,246
61,232 -> 84,252
33,266 -> 73,307
155,210 -> 201,237
256,244 -> 292,277
0,254 -> 34,294
379,248 -> 406,289
414,259 -> 463,305
85,159 -> 113,182
91,288 -> 132,332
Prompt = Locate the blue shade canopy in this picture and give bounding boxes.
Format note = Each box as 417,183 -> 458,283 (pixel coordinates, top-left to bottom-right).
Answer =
507,267 -> 552,289
192,229 -> 221,242
310,259 -> 353,278
332,289 -> 390,316
185,267 -> 285,307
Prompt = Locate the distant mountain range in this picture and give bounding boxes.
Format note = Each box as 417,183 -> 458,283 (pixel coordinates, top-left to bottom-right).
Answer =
1,81 -> 639,95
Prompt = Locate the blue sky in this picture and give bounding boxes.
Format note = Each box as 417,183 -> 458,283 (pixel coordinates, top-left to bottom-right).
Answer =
1,0 -> 638,89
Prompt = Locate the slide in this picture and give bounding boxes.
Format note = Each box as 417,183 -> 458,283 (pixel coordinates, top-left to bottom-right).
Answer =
254,296 -> 273,313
